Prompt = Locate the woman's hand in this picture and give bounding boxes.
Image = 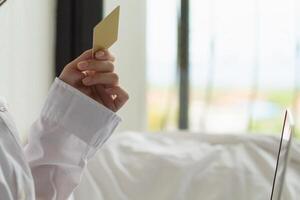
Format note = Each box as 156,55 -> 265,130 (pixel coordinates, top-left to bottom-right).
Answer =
59,49 -> 129,112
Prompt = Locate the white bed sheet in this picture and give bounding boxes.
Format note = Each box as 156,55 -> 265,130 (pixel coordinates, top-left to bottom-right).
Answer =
74,132 -> 300,200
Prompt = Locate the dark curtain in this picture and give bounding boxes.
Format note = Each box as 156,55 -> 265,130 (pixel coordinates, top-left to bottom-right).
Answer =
55,0 -> 103,76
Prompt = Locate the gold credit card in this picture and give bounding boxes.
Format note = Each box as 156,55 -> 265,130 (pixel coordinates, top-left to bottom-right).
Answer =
93,6 -> 120,54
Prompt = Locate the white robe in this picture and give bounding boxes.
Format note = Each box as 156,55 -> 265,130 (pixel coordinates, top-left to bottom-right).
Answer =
0,78 -> 121,200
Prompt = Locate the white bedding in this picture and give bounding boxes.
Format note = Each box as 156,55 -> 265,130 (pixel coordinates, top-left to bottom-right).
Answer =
73,132 -> 300,200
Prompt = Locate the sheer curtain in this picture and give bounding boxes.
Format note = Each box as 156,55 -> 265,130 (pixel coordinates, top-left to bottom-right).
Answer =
0,0 -> 55,140
189,0 -> 298,135
146,0 -> 299,136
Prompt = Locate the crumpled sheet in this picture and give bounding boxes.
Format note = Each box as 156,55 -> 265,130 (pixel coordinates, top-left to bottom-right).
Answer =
73,132 -> 300,200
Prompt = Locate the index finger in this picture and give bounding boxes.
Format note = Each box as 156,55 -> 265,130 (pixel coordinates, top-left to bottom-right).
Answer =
94,49 -> 115,62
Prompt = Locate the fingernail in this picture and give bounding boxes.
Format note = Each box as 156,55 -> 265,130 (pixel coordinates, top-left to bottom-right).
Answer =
95,51 -> 105,59
83,77 -> 92,85
78,61 -> 88,69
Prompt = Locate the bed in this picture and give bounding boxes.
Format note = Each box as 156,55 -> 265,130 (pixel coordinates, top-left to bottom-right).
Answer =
73,131 -> 300,200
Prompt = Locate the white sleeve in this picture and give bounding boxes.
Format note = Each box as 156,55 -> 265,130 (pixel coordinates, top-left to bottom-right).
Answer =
24,78 -> 121,200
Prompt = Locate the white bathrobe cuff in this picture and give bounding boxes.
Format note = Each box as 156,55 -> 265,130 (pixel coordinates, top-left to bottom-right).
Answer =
41,78 -> 121,153
25,78 -> 121,199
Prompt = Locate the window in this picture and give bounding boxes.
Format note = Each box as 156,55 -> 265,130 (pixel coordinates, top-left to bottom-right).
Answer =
147,0 -> 300,137
146,0 -> 178,131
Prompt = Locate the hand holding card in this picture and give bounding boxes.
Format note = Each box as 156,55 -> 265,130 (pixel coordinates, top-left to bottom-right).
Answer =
59,6 -> 128,112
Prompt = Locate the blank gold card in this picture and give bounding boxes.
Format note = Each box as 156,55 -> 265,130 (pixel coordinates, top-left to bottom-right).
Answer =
93,6 -> 120,53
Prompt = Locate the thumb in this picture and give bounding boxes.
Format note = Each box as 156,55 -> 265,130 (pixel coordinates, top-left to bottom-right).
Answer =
68,49 -> 94,68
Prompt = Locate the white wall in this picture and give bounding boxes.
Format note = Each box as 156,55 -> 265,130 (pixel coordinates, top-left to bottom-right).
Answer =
0,0 -> 146,137
0,0 -> 55,140
104,0 -> 147,132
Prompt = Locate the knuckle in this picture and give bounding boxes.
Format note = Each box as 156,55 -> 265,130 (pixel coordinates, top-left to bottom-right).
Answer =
109,62 -> 115,71
120,88 -> 129,100
112,73 -> 119,84
125,93 -> 129,100
111,55 -> 116,62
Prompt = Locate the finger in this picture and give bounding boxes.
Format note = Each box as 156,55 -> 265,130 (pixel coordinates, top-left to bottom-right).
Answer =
94,50 -> 115,62
94,85 -> 117,111
82,72 -> 119,86
69,49 -> 93,66
77,60 -> 114,72
82,70 -> 96,77
103,50 -> 116,62
105,86 -> 129,110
